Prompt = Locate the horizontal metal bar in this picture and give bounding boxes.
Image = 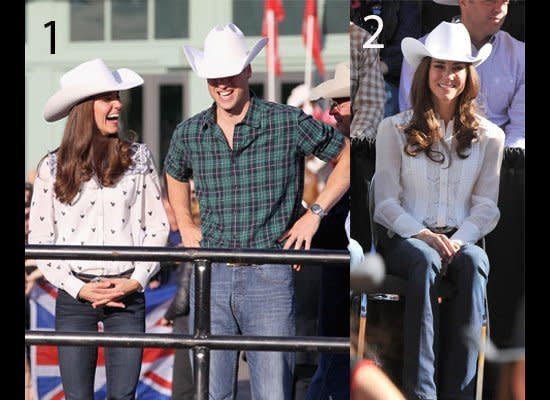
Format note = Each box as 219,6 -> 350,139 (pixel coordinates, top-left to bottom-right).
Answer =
25,245 -> 349,265
25,331 -> 349,352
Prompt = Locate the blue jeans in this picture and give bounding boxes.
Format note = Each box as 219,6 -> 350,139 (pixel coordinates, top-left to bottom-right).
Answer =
384,81 -> 400,118
304,264 -> 350,400
189,263 -> 295,400
55,289 -> 145,400
384,237 -> 489,400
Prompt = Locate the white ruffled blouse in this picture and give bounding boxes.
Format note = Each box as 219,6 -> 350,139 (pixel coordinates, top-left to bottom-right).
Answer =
28,143 -> 169,299
374,110 -> 505,245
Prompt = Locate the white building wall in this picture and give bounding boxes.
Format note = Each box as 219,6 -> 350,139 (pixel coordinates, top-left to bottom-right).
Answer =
25,0 -> 349,176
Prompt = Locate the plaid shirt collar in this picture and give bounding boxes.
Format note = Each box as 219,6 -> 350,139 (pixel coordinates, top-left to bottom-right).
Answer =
200,91 -> 263,132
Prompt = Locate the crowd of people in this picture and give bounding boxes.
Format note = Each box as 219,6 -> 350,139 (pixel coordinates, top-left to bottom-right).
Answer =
24,1 -> 524,399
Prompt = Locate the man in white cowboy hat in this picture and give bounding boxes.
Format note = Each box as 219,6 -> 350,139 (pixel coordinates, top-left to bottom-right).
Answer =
164,23 -> 350,399
301,61 -> 351,400
399,0 -> 524,150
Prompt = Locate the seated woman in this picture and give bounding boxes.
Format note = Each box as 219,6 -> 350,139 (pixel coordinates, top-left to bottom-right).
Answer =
374,22 -> 504,400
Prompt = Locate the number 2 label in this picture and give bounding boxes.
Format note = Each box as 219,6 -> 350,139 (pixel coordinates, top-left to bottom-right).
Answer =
363,15 -> 384,49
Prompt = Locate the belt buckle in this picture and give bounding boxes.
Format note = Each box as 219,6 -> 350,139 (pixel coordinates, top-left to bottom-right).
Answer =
430,226 -> 455,234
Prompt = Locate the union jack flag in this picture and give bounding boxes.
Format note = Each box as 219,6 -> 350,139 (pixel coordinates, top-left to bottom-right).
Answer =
29,281 -> 177,399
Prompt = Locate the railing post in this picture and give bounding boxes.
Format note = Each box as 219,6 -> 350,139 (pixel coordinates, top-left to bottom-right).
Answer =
193,259 -> 211,400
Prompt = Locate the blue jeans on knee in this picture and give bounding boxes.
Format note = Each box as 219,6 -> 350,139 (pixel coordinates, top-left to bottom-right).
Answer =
189,263 -> 295,400
384,237 -> 489,400
55,289 -> 145,400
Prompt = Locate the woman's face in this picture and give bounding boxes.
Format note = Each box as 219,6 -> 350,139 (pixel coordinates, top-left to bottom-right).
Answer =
428,59 -> 468,108
93,91 -> 122,136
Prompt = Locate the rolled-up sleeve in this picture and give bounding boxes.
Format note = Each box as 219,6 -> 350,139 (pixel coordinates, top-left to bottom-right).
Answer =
164,124 -> 193,182
296,111 -> 344,162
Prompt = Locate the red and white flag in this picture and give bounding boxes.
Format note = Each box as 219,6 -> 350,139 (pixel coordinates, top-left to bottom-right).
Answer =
262,0 -> 285,76
302,0 -> 325,77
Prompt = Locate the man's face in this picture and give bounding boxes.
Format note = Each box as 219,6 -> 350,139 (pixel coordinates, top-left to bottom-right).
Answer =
207,65 -> 251,114
460,0 -> 509,38
328,97 -> 351,137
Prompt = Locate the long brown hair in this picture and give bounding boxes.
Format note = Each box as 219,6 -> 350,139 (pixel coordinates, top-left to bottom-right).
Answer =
404,57 -> 481,163
53,97 -> 132,204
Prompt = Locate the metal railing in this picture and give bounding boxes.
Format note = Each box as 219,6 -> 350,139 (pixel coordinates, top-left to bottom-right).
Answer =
25,245 -> 350,400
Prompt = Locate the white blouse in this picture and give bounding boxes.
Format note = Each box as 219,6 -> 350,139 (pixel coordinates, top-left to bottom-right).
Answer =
28,143 -> 169,299
374,110 -> 505,245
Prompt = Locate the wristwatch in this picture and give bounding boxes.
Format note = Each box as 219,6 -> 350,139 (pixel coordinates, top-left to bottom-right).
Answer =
310,203 -> 327,219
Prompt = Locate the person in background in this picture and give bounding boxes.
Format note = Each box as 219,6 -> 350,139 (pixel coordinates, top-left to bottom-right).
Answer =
304,62 -> 351,400
28,58 -> 169,400
364,0 -> 422,117
350,1 -> 385,252
159,177 -> 198,400
375,22 -> 504,399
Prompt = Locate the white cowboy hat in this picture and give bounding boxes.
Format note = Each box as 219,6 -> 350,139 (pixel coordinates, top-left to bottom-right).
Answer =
401,22 -> 492,71
433,0 -> 459,5
183,23 -> 268,79
309,62 -> 350,100
287,84 -> 311,107
43,58 -> 143,122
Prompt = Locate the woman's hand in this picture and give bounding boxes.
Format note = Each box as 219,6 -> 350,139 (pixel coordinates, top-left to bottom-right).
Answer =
413,229 -> 460,263
78,278 -> 142,309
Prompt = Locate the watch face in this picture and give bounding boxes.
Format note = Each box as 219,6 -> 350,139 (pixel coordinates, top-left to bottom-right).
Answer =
311,204 -> 325,217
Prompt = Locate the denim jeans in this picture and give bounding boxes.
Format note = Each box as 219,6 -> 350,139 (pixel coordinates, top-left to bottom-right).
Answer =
304,264 -> 350,400
384,237 -> 489,400
189,263 -> 295,400
55,289 -> 145,400
384,81 -> 400,118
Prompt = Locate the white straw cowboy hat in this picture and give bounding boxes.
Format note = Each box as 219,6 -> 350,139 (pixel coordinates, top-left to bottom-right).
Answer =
309,62 -> 350,100
183,23 -> 268,79
433,0 -> 459,5
401,22 -> 492,71
287,84 -> 311,107
43,58 -> 143,122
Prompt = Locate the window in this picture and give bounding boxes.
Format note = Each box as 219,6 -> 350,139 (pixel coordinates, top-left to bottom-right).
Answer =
70,0 -> 190,42
322,0 -> 349,34
112,0 -> 147,40
232,0 -> 264,36
120,87 -> 143,142
159,85 -> 183,169
70,0 -> 104,41
279,0 -> 304,36
155,0 -> 189,39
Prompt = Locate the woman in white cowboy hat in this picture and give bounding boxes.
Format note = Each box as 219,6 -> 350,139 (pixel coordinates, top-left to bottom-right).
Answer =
373,22 -> 504,399
29,58 -> 169,399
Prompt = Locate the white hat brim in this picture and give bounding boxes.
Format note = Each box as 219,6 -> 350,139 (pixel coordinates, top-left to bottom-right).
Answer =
183,37 -> 268,79
43,68 -> 143,122
401,37 -> 492,70
310,79 -> 350,100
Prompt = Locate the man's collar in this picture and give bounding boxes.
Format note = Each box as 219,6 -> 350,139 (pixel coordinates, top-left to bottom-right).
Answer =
452,15 -> 498,47
201,90 -> 261,131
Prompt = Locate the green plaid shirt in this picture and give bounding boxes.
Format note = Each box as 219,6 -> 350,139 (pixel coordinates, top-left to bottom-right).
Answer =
165,95 -> 344,249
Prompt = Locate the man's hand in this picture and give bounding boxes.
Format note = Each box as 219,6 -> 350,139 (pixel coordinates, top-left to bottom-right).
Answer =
279,211 -> 322,271
180,223 -> 203,248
